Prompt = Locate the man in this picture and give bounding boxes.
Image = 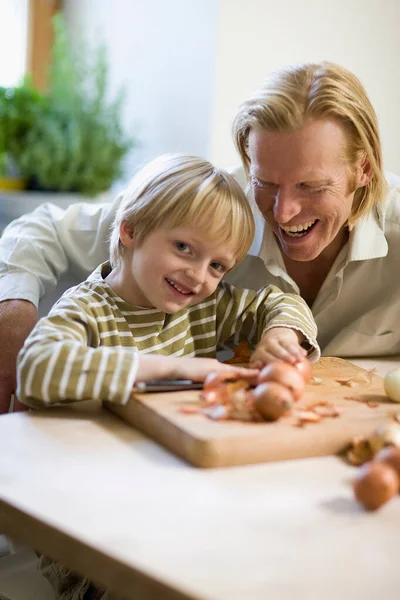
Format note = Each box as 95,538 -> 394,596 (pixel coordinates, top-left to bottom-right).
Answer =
1,60 -> 399,414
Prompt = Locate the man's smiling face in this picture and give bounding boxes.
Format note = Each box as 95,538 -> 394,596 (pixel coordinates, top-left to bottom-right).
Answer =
248,118 -> 359,262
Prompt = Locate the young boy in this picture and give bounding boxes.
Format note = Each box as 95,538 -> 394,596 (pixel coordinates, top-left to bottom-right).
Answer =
17,153 -> 319,410
16,154 -> 320,600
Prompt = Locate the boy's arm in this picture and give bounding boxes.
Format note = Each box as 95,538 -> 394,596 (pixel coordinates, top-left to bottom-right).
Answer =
16,296 -> 140,409
255,287 -> 320,362
17,296 -> 256,409
250,327 -> 307,367
215,282 -> 320,362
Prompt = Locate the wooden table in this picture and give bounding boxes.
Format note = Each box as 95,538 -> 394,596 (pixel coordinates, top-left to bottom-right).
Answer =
0,357 -> 399,600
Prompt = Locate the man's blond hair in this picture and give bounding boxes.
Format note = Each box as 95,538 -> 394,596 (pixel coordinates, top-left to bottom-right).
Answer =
233,61 -> 386,228
109,154 -> 255,267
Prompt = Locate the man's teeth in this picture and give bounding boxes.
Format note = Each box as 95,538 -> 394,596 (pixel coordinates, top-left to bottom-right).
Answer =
166,278 -> 191,295
280,220 -> 316,236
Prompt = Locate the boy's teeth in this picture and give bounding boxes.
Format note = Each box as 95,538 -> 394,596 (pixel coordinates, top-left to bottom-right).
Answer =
281,220 -> 316,233
167,278 -> 191,294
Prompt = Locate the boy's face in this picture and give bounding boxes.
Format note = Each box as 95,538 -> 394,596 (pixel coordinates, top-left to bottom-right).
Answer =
117,225 -> 238,313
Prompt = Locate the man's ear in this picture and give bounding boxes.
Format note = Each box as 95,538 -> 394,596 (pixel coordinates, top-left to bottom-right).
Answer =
356,154 -> 374,188
119,221 -> 135,249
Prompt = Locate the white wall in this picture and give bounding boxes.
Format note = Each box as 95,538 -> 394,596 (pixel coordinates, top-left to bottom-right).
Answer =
63,0 -> 218,185
64,0 -> 400,178
210,0 -> 400,174
0,0 -> 28,86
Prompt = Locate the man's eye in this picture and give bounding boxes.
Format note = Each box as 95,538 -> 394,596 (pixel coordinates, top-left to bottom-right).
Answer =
251,177 -> 265,189
175,241 -> 190,253
251,177 -> 277,192
298,183 -> 325,194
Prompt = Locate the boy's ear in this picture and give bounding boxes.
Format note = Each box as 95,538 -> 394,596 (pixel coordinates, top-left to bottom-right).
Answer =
119,222 -> 135,248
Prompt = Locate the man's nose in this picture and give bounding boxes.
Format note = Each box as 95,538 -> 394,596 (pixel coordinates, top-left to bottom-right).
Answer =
273,188 -> 302,224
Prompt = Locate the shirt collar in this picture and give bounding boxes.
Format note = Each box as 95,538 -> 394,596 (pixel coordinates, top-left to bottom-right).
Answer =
255,206 -> 388,287
87,261 -> 112,281
258,225 -> 296,285
257,206 -> 388,262
347,206 -> 388,262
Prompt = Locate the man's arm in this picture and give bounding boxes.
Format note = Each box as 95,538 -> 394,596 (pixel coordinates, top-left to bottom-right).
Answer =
0,198 -> 121,306
0,194 -> 122,412
0,300 -> 37,413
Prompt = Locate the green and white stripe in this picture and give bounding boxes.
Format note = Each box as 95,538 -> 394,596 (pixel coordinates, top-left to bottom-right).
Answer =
17,262 -> 319,408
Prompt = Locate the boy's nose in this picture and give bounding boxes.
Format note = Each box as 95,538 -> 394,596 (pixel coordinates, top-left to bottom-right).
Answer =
185,265 -> 207,287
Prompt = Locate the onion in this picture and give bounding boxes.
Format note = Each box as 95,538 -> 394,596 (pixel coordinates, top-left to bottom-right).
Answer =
384,367 -> 400,403
258,362 -> 305,400
375,446 -> 400,478
294,357 -> 313,383
253,382 -> 293,421
369,423 -> 400,454
353,462 -> 399,511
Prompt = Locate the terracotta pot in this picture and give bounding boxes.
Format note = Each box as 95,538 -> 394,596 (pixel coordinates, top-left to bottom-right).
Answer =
0,176 -> 27,191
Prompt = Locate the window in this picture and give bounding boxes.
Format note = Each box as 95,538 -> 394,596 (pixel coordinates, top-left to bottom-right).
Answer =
0,0 -> 29,87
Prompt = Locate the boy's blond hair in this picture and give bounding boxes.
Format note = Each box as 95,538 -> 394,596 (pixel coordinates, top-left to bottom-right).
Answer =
109,154 -> 255,267
233,61 -> 386,229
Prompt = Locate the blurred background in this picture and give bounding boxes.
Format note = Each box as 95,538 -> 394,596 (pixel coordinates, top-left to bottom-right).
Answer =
0,2 -> 399,597
1,0 -> 400,198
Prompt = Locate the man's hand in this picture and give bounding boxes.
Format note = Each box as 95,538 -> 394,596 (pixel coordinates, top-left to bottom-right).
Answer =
249,327 -> 307,369
0,300 -> 38,414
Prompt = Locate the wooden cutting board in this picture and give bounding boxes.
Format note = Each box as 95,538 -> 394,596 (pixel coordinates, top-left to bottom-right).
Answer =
106,357 -> 400,468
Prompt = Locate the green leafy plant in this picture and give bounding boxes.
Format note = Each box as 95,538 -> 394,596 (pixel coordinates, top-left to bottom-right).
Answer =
0,79 -> 44,176
16,14 -> 135,196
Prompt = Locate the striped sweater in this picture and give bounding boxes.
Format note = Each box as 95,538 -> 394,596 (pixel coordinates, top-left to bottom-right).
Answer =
17,262 -> 319,408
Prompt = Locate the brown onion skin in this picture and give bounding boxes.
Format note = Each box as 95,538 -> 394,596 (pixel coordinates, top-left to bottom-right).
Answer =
294,358 -> 313,383
203,371 -> 238,392
375,446 -> 400,478
353,462 -> 399,511
253,382 -> 293,421
202,388 -> 228,405
258,363 -> 305,401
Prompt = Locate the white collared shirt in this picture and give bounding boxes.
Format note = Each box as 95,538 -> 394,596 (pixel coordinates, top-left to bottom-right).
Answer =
0,169 -> 399,356
226,168 -> 400,357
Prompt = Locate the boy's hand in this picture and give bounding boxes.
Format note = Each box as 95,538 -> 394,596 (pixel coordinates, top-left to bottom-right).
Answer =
249,327 -> 307,369
176,357 -> 259,383
135,354 -> 259,386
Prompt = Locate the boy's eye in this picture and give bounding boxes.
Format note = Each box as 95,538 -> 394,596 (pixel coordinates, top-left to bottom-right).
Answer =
210,262 -> 225,273
175,241 -> 190,253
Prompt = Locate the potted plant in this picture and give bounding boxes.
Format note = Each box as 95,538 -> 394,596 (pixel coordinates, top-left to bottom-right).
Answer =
14,14 -> 135,197
0,80 -> 44,191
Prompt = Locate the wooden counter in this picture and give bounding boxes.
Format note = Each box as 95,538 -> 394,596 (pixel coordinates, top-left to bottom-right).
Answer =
0,357 -> 399,600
